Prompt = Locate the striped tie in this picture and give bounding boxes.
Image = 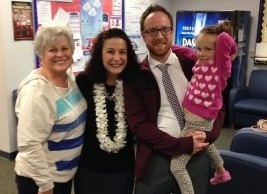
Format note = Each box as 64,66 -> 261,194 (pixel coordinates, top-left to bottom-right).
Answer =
158,64 -> 185,128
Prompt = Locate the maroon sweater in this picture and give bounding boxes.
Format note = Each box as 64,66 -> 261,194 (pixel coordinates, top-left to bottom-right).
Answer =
124,45 -> 225,179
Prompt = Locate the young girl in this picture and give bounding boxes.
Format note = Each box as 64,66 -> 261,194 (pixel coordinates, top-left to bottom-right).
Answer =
170,21 -> 237,194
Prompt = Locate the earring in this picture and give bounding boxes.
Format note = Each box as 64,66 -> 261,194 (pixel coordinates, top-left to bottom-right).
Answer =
40,61 -> 45,67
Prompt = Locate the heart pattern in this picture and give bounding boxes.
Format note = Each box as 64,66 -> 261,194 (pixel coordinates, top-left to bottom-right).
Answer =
186,61 -> 220,108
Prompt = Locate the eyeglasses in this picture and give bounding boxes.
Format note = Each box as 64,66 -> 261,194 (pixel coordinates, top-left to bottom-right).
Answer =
143,27 -> 173,37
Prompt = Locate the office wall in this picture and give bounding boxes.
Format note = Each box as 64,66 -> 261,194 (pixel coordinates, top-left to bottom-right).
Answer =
0,0 -> 35,157
173,0 -> 266,82
0,1 -> 9,155
0,0 -> 264,157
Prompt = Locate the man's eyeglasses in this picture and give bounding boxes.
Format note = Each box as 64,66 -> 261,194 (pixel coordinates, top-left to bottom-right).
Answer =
143,27 -> 173,37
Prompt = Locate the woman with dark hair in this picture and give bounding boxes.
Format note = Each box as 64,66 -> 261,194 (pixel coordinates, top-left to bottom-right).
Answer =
74,28 -> 139,194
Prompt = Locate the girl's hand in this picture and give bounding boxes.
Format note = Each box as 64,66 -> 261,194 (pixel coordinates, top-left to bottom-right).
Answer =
231,52 -> 237,61
186,128 -> 193,136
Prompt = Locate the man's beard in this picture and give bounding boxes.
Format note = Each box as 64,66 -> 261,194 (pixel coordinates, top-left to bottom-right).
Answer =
147,42 -> 171,58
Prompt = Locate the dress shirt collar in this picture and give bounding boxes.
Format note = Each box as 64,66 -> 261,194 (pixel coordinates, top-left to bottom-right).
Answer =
148,51 -> 178,69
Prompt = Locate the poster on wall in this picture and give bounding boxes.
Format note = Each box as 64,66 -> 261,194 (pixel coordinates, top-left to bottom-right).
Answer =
103,0 -> 122,30
40,0 -> 73,2
124,0 -> 149,54
255,0 -> 267,64
11,1 -> 34,41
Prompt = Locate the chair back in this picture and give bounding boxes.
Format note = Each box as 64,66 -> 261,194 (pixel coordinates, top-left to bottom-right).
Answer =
249,70 -> 267,98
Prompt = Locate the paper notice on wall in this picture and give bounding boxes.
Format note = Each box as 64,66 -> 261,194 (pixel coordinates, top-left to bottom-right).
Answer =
255,42 -> 267,65
37,1 -> 53,24
53,7 -> 70,24
124,0 -> 149,54
255,43 -> 267,60
40,0 -> 73,2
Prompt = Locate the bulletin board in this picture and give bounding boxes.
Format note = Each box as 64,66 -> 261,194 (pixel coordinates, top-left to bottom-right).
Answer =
34,0 -> 124,72
255,0 -> 267,65
33,0 -> 149,72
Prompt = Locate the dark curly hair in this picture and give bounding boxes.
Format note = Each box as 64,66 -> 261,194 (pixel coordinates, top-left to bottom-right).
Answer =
83,28 -> 139,83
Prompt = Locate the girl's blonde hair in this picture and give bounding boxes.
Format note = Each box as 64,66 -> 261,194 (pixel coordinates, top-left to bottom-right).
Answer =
200,20 -> 234,37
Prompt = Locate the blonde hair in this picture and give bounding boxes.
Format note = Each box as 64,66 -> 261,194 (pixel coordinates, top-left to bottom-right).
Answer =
200,20 -> 234,37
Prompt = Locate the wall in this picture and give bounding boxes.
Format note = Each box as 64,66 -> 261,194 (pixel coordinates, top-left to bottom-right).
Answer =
0,0 -> 264,158
172,0 -> 266,82
0,0 -> 35,157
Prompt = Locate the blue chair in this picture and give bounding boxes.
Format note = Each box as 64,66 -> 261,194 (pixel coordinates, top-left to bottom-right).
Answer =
229,70 -> 267,128
208,127 -> 267,194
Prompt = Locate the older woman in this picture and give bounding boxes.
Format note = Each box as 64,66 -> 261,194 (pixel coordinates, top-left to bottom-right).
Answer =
14,22 -> 87,194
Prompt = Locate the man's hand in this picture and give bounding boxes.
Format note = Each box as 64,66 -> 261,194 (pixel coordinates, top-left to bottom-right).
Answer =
192,131 -> 209,154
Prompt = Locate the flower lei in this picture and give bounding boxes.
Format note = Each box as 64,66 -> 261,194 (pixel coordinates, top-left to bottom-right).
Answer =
93,80 -> 127,153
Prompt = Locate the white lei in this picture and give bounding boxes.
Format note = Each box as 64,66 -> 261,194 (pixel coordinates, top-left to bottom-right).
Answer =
93,80 -> 127,153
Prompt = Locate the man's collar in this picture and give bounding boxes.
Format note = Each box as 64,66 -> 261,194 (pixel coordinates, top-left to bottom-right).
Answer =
147,50 -> 176,68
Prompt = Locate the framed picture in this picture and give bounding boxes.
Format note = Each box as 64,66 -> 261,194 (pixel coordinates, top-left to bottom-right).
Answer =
12,1 -> 34,41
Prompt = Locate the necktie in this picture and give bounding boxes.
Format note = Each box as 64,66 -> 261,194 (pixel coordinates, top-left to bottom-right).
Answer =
158,64 -> 185,128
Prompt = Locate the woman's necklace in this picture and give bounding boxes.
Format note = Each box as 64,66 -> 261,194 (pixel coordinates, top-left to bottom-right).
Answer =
105,87 -> 116,101
93,80 -> 127,153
